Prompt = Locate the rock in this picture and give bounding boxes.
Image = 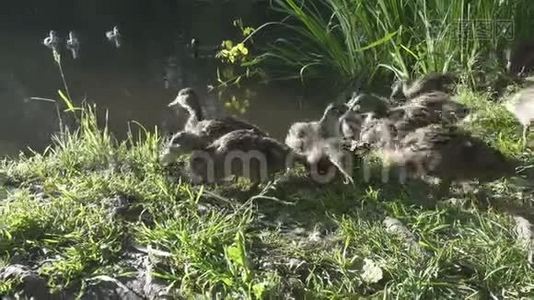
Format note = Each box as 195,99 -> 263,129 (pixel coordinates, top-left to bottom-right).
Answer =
513,215 -> 534,264
0,264 -> 50,300
383,216 -> 427,256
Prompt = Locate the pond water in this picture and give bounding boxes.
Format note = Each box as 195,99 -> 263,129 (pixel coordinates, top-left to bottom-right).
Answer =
0,0 -> 330,157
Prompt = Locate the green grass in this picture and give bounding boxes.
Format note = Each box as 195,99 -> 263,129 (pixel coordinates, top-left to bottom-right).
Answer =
243,0 -> 534,92
1,90 -> 534,298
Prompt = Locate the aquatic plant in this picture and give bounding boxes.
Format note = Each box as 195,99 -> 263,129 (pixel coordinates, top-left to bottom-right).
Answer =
256,0 -> 397,91
248,0 -> 534,91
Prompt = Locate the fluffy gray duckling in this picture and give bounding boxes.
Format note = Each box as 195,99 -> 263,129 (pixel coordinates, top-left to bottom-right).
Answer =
383,124 -> 519,195
167,87 -> 267,143
390,72 -> 458,102
162,129 -> 300,184
285,103 -> 354,184
358,117 -> 399,150
505,85 -> 534,146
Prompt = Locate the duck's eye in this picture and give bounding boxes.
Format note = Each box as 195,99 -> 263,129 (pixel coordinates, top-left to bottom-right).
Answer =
297,131 -> 306,139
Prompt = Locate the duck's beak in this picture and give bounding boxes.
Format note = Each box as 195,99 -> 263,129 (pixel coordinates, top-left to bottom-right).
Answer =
167,97 -> 180,107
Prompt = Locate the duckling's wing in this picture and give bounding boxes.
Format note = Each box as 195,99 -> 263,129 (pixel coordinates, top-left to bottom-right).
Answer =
396,107 -> 436,132
258,136 -> 292,165
213,132 -> 288,163
352,94 -> 390,116
220,117 -> 267,136
403,73 -> 455,100
400,126 -> 454,152
195,117 -> 264,140
339,111 -> 364,139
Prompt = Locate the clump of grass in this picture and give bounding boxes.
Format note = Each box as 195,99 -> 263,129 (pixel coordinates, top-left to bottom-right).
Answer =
246,0 -> 534,92
457,86 -> 525,155
252,0 -> 398,91
1,90 -> 534,298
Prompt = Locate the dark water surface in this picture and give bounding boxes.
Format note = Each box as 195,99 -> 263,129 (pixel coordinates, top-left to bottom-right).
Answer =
0,0 -> 328,157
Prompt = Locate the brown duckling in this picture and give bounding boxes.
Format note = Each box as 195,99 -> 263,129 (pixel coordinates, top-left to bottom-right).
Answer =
390,72 -> 458,102
163,129 -> 300,184
383,124 -> 519,195
342,91 -> 468,146
168,87 -> 267,140
346,92 -> 390,117
405,91 -> 470,123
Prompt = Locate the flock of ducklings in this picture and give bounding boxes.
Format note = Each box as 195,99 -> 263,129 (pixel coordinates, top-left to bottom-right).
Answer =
160,73 -> 532,197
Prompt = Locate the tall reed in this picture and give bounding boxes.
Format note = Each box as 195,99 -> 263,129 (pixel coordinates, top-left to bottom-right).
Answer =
255,0 -> 534,90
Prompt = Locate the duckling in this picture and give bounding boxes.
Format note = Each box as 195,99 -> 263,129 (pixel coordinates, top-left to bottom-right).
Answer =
380,92 -> 468,142
339,109 -> 367,141
160,131 -> 208,165
384,124 -> 519,195
390,72 -> 458,101
318,102 -> 349,138
339,92 -> 390,141
168,87 -> 267,143
42,30 -> 60,51
346,92 -> 390,117
344,93 -> 467,148
344,99 -> 469,162
285,103 -> 354,184
505,85 -> 534,146
163,129 -> 299,184
106,26 -> 121,48
285,103 -> 348,155
359,116 -> 399,150
65,31 -> 80,59
405,91 -> 470,123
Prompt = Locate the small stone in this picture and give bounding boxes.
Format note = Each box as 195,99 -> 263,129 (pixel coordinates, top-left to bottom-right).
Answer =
360,258 -> 383,284
0,264 -> 50,299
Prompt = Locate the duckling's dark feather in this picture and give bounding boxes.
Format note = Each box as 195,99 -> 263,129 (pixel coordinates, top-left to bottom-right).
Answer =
395,125 -> 517,183
190,129 -> 294,183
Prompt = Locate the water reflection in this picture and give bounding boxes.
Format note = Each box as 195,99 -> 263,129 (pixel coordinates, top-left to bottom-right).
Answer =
105,26 -> 121,49
0,0 -> 327,157
66,31 -> 81,59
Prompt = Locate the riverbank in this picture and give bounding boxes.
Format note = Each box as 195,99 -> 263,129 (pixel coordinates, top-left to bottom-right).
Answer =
1,86 -> 534,299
